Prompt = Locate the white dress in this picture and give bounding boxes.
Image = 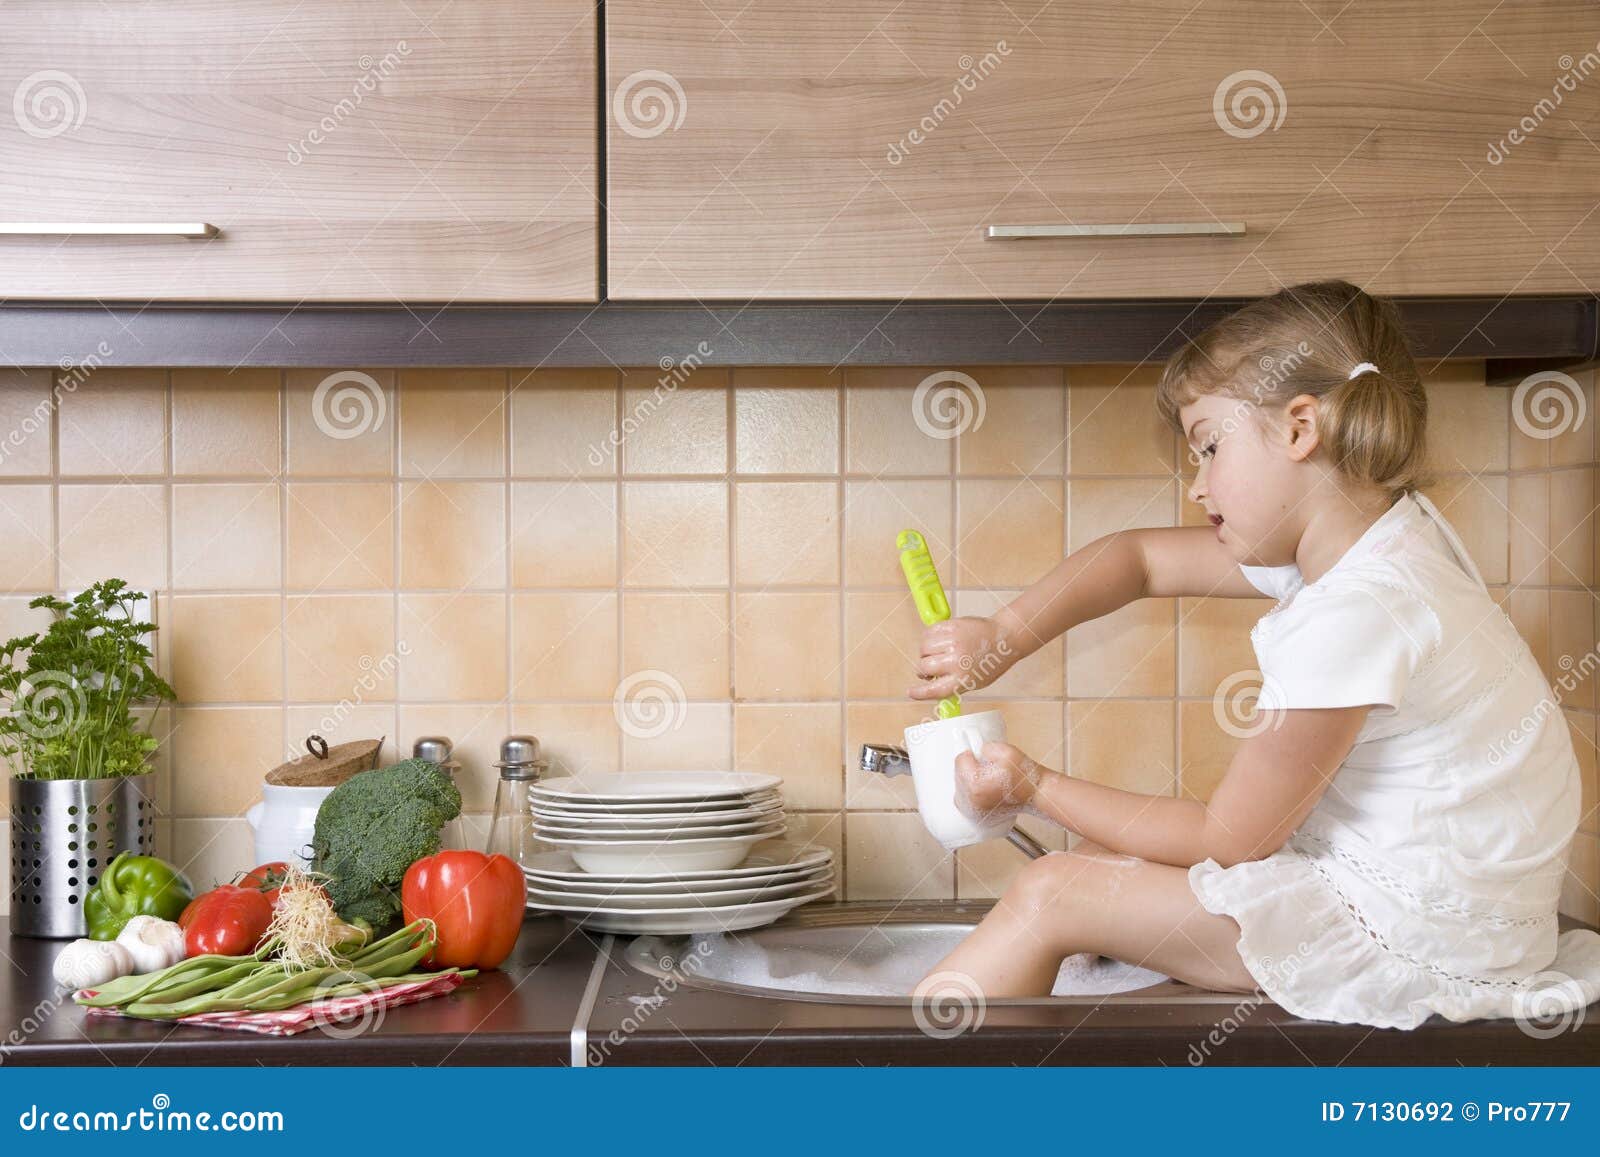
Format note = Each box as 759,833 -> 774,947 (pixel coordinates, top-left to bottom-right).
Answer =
1188,489 -> 1600,1029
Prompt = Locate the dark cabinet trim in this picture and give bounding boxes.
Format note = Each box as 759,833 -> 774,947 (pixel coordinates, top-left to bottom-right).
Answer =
0,296 -> 1592,374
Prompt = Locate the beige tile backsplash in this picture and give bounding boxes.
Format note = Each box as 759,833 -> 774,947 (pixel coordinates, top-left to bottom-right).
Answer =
0,362 -> 1595,923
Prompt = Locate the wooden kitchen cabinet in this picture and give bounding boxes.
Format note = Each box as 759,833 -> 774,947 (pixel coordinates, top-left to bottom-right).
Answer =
0,1 -> 597,302
607,0 -> 1600,300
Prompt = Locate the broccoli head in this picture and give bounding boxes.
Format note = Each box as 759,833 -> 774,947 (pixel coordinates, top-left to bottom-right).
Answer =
309,757 -> 463,928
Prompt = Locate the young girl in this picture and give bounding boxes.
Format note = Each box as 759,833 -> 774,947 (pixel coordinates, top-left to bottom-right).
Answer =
910,280 -> 1600,1030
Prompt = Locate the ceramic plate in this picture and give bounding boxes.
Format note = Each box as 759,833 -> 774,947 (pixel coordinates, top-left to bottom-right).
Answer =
532,884 -> 836,934
531,818 -> 786,841
529,802 -> 784,828
525,861 -> 834,896
525,873 -> 834,911
528,791 -> 782,816
520,843 -> 830,882
529,771 -> 782,803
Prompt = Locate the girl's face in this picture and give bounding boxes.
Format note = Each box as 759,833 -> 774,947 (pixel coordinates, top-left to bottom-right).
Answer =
1180,393 -> 1309,567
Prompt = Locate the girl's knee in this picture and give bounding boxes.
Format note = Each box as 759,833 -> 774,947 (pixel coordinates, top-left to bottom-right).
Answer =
1006,850 -> 1101,916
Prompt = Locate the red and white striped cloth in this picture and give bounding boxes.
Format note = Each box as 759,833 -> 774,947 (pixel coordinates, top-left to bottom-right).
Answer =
79,972 -> 464,1036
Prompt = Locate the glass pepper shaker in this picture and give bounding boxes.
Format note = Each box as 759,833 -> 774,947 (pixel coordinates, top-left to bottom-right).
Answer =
485,735 -> 548,869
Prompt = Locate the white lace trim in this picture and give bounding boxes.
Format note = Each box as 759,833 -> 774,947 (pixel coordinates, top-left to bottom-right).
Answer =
1290,840 -> 1550,992
1291,831 -> 1553,929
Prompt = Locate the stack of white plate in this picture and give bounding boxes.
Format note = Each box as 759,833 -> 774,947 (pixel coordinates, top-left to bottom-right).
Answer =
529,771 -> 788,874
522,771 -> 835,934
524,845 -> 836,934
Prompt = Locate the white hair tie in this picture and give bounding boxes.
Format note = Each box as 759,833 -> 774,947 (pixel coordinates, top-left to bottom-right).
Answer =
1348,361 -> 1379,379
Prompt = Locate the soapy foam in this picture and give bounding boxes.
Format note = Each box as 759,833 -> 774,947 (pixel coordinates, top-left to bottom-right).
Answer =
669,927 -> 1167,998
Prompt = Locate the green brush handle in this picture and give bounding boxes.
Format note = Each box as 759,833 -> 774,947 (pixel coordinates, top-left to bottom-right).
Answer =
897,529 -> 960,719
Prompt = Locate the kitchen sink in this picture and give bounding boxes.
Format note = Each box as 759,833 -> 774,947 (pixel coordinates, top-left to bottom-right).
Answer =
622,901 -> 1259,1006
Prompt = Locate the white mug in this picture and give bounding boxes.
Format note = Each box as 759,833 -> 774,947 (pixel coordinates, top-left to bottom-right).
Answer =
903,709 -> 1014,850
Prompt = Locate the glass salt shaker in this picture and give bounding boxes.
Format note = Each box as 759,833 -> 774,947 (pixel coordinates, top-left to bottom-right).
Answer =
485,735 -> 548,869
413,736 -> 466,850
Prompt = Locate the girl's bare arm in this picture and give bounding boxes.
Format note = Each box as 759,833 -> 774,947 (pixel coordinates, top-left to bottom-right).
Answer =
962,704 -> 1371,868
912,527 -> 1264,703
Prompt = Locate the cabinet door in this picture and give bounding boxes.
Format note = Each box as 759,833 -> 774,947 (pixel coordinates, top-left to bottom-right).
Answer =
1,1 -> 596,301
607,0 -> 1600,299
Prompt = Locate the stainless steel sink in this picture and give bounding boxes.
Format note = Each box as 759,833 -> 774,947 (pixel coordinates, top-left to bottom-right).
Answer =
622,901 -> 1260,1006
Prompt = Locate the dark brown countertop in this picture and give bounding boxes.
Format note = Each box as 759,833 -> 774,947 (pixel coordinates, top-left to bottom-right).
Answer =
4,906 -> 1598,1066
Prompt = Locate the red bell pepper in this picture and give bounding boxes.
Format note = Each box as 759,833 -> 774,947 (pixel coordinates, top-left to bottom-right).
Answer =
401,850 -> 523,969
179,885 -> 274,957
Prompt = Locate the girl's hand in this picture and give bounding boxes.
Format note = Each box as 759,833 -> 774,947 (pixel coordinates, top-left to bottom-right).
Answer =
953,741 -> 1040,823
907,615 -> 1020,702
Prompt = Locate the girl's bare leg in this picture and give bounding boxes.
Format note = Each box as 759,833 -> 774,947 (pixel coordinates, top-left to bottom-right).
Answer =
915,849 -> 1261,998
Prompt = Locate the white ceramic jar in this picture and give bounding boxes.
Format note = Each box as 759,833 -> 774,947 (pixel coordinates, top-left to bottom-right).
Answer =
245,782 -> 337,867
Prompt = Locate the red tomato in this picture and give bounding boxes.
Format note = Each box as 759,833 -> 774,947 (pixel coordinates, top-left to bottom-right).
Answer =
401,851 -> 523,970
182,886 -> 274,957
236,861 -> 292,906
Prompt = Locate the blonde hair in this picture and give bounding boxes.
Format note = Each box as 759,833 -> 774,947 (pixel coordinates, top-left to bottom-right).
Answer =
1155,280 -> 1431,500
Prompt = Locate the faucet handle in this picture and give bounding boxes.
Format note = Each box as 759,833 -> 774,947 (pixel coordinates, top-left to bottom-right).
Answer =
859,743 -> 912,777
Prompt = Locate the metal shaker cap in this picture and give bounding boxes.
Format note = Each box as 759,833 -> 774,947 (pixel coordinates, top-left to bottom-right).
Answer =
494,735 -> 547,780
412,736 -> 455,766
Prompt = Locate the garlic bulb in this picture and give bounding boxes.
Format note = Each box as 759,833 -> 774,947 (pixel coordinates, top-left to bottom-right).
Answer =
52,939 -> 135,990
115,916 -> 186,973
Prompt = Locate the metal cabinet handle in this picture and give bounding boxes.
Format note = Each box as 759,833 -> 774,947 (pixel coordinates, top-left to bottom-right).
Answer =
0,222 -> 219,238
987,222 -> 1244,238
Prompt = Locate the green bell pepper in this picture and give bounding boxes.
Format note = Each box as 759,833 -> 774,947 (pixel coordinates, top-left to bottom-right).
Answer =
84,851 -> 194,940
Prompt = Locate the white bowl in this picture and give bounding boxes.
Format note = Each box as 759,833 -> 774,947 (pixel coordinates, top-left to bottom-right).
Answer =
542,830 -> 783,874
532,818 -> 786,841
521,843 -> 831,882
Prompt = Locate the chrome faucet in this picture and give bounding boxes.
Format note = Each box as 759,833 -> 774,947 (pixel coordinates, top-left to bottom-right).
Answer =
857,743 -> 1048,859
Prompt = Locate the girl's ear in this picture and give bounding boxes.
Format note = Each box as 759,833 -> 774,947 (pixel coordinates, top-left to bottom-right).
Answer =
1281,393 -> 1322,462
